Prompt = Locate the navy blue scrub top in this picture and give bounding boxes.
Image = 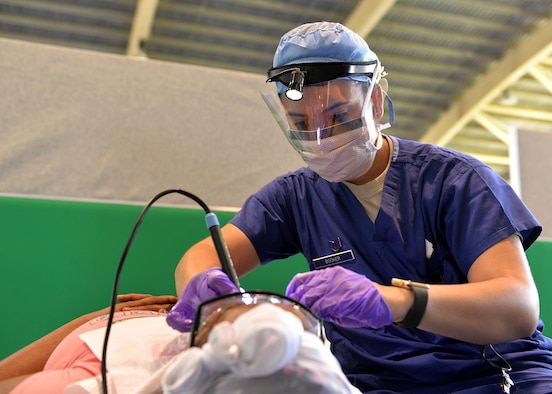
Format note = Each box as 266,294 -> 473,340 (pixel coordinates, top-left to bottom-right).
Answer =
230,136 -> 552,393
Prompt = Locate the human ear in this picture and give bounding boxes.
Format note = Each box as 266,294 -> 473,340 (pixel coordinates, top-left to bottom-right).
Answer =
371,84 -> 384,121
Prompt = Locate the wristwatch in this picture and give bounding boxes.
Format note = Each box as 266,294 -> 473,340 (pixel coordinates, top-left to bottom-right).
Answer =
391,278 -> 430,329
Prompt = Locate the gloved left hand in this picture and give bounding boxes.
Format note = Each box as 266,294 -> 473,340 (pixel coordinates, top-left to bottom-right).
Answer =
167,267 -> 239,332
285,266 -> 393,328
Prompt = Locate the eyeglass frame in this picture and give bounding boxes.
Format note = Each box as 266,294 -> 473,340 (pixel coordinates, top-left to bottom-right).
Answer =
189,290 -> 324,347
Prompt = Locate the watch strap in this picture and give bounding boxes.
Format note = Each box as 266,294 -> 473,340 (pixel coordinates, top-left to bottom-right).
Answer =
392,279 -> 430,329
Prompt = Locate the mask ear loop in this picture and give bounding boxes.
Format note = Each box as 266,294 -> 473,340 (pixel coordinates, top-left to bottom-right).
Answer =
383,90 -> 395,125
365,62 -> 393,131
482,344 -> 515,393
378,75 -> 394,129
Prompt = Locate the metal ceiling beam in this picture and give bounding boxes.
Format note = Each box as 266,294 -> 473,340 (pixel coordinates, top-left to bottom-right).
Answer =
419,16 -> 552,146
126,0 -> 159,57
483,105 -> 552,123
345,0 -> 397,38
529,64 -> 552,94
464,152 -> 511,166
473,113 -> 509,144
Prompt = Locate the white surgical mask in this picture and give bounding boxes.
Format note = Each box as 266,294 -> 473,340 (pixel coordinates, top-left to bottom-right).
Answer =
295,108 -> 383,183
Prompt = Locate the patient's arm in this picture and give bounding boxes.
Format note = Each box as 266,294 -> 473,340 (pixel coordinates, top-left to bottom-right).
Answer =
0,310 -> 104,385
0,293 -> 177,381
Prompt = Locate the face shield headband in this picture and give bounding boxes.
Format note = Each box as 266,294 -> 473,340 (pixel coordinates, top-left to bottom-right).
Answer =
266,60 -> 379,101
189,291 -> 324,347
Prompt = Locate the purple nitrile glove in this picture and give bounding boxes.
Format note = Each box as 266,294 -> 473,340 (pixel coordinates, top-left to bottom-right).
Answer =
167,267 -> 239,332
285,265 -> 393,328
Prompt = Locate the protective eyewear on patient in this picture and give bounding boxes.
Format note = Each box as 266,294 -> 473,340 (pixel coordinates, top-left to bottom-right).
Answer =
190,291 -> 323,347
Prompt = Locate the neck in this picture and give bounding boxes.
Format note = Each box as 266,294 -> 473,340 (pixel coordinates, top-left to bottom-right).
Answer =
348,135 -> 390,185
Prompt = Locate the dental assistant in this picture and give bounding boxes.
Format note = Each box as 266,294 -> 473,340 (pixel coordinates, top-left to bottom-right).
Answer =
167,22 -> 552,393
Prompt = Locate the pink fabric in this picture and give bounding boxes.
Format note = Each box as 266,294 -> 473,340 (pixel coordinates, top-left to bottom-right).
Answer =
11,311 -> 164,394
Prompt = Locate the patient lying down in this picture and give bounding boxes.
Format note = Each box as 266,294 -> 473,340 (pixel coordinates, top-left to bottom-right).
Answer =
2,292 -> 360,394
163,291 -> 361,394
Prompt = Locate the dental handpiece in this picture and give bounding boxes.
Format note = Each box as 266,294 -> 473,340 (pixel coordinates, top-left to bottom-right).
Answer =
205,212 -> 241,289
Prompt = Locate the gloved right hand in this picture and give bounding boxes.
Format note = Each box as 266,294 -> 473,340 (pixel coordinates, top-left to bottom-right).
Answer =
166,267 -> 238,332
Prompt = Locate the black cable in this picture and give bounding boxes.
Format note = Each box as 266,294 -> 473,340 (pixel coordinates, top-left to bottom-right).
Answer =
482,344 -> 512,372
482,344 -> 515,393
100,189 -> 211,394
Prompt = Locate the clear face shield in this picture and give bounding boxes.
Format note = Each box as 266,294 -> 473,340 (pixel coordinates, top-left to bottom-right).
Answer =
263,61 -> 391,182
262,78 -> 375,156
264,60 -> 389,156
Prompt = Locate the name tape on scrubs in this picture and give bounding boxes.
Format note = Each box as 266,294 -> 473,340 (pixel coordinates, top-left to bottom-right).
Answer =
312,249 -> 355,269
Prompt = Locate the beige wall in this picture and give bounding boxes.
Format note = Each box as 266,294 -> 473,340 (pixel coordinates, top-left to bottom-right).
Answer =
513,128 -> 552,239
0,38 -> 304,209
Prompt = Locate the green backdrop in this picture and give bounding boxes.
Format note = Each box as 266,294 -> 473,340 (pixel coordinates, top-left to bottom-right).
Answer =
526,240 -> 552,336
0,195 -> 308,359
1,195 -> 550,359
